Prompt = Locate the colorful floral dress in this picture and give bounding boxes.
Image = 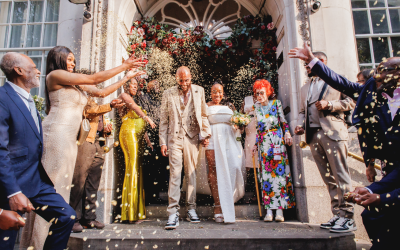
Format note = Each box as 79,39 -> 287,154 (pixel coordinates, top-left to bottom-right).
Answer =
254,100 -> 295,210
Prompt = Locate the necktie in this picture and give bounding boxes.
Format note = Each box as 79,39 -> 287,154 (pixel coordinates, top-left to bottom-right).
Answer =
27,95 -> 40,133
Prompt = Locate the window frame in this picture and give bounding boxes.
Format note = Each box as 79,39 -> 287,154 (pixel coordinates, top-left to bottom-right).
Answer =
352,0 -> 400,68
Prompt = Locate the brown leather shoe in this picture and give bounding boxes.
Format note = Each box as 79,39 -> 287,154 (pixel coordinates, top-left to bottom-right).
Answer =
82,220 -> 105,229
72,222 -> 83,233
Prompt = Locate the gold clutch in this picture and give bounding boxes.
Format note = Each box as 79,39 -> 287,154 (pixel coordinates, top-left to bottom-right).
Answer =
77,112 -> 91,146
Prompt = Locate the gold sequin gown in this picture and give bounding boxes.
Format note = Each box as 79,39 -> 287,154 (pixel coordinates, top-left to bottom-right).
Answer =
120,108 -> 147,221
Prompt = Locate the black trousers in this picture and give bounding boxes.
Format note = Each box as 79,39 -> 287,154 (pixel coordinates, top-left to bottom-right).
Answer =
69,139 -> 105,222
362,207 -> 400,249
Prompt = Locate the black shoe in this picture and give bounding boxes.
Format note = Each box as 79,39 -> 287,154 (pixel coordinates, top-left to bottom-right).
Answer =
330,218 -> 357,233
187,209 -> 200,223
165,212 -> 179,230
320,215 -> 339,229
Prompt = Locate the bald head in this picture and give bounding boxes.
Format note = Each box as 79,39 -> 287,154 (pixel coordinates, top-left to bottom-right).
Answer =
176,66 -> 192,93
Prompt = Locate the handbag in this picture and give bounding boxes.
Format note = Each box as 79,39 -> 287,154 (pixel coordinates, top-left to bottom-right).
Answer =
77,111 -> 91,146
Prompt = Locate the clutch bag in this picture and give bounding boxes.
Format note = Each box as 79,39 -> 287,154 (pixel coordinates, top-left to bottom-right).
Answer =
77,114 -> 91,146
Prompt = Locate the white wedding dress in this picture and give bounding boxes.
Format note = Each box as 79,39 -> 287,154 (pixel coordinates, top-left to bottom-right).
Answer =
206,105 -> 245,222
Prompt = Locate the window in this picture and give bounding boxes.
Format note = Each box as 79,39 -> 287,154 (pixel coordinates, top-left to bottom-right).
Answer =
352,0 -> 400,69
0,0 -> 59,97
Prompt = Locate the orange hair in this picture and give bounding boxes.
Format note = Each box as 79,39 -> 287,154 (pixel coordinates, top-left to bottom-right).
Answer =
253,79 -> 274,97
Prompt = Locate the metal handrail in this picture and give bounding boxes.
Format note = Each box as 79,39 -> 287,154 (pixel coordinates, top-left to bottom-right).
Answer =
299,141 -> 381,170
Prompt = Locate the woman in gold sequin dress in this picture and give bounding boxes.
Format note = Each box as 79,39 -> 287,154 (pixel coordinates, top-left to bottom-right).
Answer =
118,79 -> 156,223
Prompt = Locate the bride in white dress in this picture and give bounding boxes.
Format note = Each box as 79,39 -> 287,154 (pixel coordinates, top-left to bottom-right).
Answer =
205,83 -> 245,223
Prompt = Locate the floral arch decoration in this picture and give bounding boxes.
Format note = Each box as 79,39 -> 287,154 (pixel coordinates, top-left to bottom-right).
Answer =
127,14 -> 278,106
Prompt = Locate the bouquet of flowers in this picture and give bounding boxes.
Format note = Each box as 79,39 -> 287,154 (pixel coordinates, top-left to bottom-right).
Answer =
33,95 -> 45,120
231,111 -> 251,126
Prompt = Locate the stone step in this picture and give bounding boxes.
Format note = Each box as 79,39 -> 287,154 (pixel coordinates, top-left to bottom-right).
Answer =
145,204 -> 261,219
68,220 -> 356,250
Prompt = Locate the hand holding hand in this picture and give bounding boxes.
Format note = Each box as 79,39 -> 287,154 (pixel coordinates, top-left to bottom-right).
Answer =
315,100 -> 329,111
294,126 -> 305,135
288,42 -> 315,64
201,139 -> 209,148
0,210 -> 25,230
123,55 -> 146,70
9,193 -> 34,213
161,145 -> 168,157
284,132 -> 293,146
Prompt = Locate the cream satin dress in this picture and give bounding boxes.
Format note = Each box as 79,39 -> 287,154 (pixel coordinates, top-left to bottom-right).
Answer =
20,86 -> 87,250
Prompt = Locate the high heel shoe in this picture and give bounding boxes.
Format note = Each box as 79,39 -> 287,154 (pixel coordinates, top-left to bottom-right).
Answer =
214,205 -> 224,223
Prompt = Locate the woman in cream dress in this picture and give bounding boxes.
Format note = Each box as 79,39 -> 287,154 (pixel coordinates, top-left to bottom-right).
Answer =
21,46 -> 145,249
205,83 -> 245,223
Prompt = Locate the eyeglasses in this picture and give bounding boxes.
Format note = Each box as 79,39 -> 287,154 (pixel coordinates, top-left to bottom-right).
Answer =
255,91 -> 265,96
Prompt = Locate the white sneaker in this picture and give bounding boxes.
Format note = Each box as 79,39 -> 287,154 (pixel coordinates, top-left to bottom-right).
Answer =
187,209 -> 200,223
275,209 -> 284,222
320,215 -> 340,229
264,209 -> 273,222
330,217 -> 357,233
165,212 -> 179,230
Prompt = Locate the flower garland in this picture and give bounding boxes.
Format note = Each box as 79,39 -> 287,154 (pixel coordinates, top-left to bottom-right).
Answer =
127,14 -> 278,91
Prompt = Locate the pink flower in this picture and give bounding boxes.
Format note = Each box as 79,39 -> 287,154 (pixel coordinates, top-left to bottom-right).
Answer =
261,25 -> 266,30
267,22 -> 274,30
137,28 -> 145,36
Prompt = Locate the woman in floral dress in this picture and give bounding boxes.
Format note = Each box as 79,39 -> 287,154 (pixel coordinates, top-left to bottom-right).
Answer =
252,79 -> 295,222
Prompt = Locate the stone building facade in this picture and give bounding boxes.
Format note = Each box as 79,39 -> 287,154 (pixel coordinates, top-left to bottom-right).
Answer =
1,0 -> 400,240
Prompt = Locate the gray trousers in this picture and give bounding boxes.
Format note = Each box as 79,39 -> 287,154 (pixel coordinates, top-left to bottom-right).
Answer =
309,128 -> 354,218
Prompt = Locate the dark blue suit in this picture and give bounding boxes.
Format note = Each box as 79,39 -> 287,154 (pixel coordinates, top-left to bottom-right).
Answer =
0,82 -> 75,250
311,61 -> 400,249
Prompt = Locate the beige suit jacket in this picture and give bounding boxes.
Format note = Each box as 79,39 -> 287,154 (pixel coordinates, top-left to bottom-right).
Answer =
159,84 -> 211,146
297,78 -> 355,141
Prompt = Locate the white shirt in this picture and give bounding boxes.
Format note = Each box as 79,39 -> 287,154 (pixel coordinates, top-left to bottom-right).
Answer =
6,82 -> 32,198
382,88 -> 400,120
307,76 -> 325,102
180,89 -> 191,105
8,81 -> 31,110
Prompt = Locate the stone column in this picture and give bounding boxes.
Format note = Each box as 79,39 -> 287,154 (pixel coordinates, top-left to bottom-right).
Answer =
308,0 -> 359,80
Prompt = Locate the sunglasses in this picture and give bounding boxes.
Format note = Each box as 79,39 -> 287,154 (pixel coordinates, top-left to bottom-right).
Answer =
256,91 -> 266,96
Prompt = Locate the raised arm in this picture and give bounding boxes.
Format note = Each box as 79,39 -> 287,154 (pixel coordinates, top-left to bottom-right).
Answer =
120,93 -> 156,129
311,60 -> 363,100
46,55 -> 146,90
289,42 -> 363,100
82,70 -> 145,98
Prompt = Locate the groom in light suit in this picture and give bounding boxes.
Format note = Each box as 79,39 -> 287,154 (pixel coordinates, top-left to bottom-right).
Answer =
159,66 -> 211,229
0,52 -> 75,249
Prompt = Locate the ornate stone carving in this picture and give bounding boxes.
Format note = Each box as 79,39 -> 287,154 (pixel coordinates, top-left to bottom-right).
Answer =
296,0 -> 310,43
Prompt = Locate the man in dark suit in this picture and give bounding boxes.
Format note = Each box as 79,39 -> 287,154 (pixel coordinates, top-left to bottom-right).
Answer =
289,43 -> 400,249
0,52 -> 75,250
